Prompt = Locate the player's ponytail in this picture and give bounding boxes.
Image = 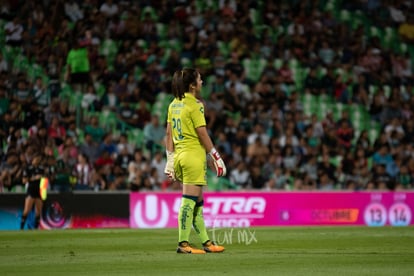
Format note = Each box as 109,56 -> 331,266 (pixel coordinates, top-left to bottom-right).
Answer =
172,68 -> 198,100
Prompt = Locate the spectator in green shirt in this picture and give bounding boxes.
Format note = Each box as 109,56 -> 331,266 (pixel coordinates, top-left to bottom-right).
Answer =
66,38 -> 91,93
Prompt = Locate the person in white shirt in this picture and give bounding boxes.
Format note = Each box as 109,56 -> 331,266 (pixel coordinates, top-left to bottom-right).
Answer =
230,161 -> 251,189
73,153 -> 93,190
151,151 -> 167,183
100,0 -> 119,18
64,0 -> 84,22
4,17 -> 23,47
384,117 -> 405,140
247,123 -> 270,146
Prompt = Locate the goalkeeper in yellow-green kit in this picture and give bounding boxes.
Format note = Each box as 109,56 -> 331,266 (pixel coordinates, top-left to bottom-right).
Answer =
164,68 -> 227,254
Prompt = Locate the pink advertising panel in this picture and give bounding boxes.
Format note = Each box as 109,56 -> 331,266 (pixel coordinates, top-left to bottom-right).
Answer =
129,192 -> 414,228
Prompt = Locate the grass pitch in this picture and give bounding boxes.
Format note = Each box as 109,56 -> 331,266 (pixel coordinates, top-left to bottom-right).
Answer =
0,227 -> 413,276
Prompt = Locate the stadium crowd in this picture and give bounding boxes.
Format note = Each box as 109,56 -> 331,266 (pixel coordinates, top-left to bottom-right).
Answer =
0,0 -> 414,193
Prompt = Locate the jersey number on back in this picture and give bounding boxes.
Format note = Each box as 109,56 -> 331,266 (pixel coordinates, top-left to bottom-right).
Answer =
172,118 -> 184,140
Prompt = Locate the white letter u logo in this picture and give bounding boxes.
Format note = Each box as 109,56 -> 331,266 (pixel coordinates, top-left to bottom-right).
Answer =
134,195 -> 169,228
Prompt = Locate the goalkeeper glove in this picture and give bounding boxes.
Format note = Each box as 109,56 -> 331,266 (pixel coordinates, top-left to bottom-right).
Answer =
208,148 -> 227,177
164,150 -> 175,180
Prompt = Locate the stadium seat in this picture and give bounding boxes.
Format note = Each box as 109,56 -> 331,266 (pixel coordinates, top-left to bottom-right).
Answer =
383,85 -> 391,98
128,128 -> 145,148
111,127 -> 121,140
302,94 -> 321,118
156,23 -> 167,40
383,27 -> 396,48
217,41 -> 231,58
324,1 -> 334,12
330,155 -> 342,168
349,104 -> 370,131
99,38 -> 118,67
27,63 -> 45,83
399,42 -> 408,54
268,25 -> 284,42
369,128 -> 380,144
243,57 -> 266,83
317,66 -> 327,79
318,101 -> 330,120
274,58 -> 283,69
200,75 -> 215,99
369,84 -> 379,96
180,57 -> 192,68
69,91 -> 83,110
166,39 -> 182,52
155,92 -> 166,103
141,6 -> 158,20
13,54 -> 29,73
332,103 -> 344,121
369,26 -> 381,38
288,58 -> 299,69
99,109 -> 118,131
339,9 -> 350,22
249,8 -> 261,26
294,67 -> 307,91
160,48 -> 171,67
77,128 -> 85,144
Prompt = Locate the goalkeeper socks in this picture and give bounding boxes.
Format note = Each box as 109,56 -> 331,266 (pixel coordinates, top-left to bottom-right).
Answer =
178,195 -> 197,244
193,200 -> 210,244
20,215 -> 27,230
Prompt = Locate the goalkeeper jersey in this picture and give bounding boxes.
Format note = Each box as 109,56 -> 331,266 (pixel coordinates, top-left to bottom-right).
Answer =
167,93 -> 206,153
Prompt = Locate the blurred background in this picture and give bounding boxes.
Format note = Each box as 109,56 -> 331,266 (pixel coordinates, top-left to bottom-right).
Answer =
0,0 -> 414,194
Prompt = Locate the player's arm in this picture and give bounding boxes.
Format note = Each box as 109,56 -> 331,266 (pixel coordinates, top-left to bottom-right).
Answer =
196,126 -> 226,177
165,122 -> 174,153
164,122 -> 175,180
195,126 -> 214,153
